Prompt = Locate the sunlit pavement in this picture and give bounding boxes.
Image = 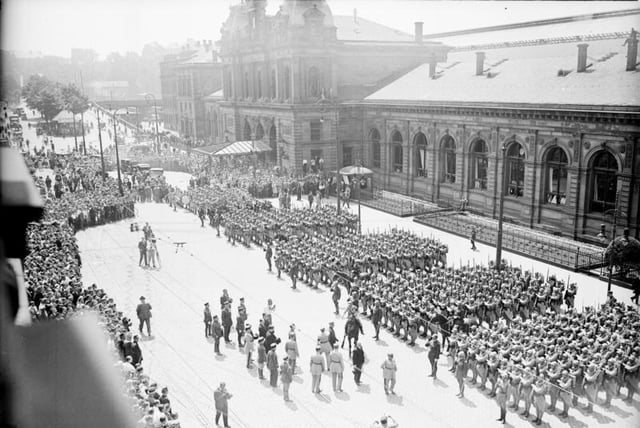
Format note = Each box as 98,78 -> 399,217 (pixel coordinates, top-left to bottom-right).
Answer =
77,173 -> 639,428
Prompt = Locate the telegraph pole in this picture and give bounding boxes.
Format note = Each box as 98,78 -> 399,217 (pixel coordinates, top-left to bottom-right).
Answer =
495,144 -> 507,271
96,108 -> 106,180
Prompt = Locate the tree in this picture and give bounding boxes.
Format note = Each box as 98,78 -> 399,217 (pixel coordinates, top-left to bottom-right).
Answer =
61,83 -> 88,115
0,75 -> 21,106
22,75 -> 63,123
604,229 -> 640,277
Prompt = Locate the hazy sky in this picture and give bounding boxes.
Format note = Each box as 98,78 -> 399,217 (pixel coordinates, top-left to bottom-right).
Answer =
2,0 -> 638,57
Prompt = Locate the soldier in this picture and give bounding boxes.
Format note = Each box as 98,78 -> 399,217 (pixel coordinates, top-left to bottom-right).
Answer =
328,321 -> 339,349
310,346 -> 326,393
221,303 -> 233,343
487,352 -> 499,397
381,353 -> 397,395
329,343 -> 345,392
583,362 -> 599,413
284,332 -> 299,374
532,376 -> 547,425
496,372 -> 509,424
332,282 -> 341,315
257,337 -> 267,380
455,351 -> 467,398
212,315 -> 223,356
244,325 -> 257,368
203,302 -> 212,338
280,356 -> 293,402
267,343 -> 279,388
214,382 -> 232,428
265,244 -> 273,272
603,359 -> 619,407
476,345 -> 489,390
558,369 -> 573,418
318,327 -> 331,370
520,366 -> 534,418
547,361 -> 562,412
235,312 -> 245,348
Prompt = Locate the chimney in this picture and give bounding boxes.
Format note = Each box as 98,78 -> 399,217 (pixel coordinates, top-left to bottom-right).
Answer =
428,59 -> 437,78
476,52 -> 485,76
626,29 -> 638,71
577,43 -> 589,72
415,22 -> 423,44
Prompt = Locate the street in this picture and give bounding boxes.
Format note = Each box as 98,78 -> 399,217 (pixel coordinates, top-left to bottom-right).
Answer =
76,173 -> 638,428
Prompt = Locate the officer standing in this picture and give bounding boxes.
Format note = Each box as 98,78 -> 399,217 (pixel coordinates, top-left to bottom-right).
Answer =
212,315 -> 223,355
267,343 -> 279,388
329,343 -> 345,392
352,342 -> 365,385
284,332 -> 299,374
280,356 -> 293,402
265,244 -> 273,272
310,346 -> 326,393
372,301 -> 383,340
381,353 -> 397,395
204,302 -> 212,338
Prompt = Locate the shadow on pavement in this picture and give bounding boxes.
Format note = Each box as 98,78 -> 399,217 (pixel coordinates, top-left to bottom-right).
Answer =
386,394 -> 403,406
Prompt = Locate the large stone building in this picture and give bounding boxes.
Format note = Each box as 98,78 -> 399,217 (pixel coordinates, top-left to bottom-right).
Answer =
160,41 -> 222,142
202,1 -> 639,240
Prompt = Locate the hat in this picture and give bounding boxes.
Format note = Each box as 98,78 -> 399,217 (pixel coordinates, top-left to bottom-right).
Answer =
258,337 -> 265,343
283,356 -> 288,360
270,343 -> 277,349
315,346 -> 321,351
204,302 -> 209,306
140,296 -> 146,300
245,324 -> 251,330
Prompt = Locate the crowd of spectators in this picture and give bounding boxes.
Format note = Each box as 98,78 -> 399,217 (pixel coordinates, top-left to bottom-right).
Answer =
22,153 -> 180,427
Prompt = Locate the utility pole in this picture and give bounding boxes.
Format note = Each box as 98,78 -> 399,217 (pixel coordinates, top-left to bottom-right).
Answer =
72,114 -> 78,151
495,144 -> 507,271
80,110 -> 87,155
112,108 -> 124,196
606,190 -> 621,294
96,108 -> 106,180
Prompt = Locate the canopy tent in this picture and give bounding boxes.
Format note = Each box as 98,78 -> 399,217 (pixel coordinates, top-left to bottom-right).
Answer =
212,140 -> 271,156
52,110 -> 77,123
192,143 -> 228,156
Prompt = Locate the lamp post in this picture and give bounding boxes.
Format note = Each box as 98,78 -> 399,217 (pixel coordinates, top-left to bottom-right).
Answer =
316,96 -> 340,214
606,190 -> 621,294
96,107 -> 106,181
144,93 -> 161,155
112,107 -> 125,196
495,143 -> 507,271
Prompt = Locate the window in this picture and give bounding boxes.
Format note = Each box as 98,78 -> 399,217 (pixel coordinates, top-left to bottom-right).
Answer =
256,70 -> 262,99
590,150 -> 618,212
255,123 -> 264,140
441,135 -> 456,183
283,66 -> 291,100
342,146 -> 353,167
371,128 -> 381,168
243,71 -> 249,99
243,119 -> 252,140
506,142 -> 525,197
391,131 -> 403,173
310,120 -> 322,141
270,69 -> 276,99
414,133 -> 428,177
308,67 -> 320,98
470,139 -> 488,190
545,147 -> 568,205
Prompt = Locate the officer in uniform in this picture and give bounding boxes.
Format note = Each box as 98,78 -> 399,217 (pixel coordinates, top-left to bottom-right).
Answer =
310,346 -> 325,393
318,327 -> 331,370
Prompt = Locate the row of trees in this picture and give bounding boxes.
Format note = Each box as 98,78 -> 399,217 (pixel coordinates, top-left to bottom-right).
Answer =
22,75 -> 89,126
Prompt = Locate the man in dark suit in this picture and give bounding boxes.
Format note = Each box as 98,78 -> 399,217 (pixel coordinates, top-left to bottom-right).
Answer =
212,315 -> 224,355
371,301 -> 383,341
130,335 -> 143,366
428,336 -> 441,379
221,303 -> 233,343
214,382 -> 232,428
136,296 -> 152,336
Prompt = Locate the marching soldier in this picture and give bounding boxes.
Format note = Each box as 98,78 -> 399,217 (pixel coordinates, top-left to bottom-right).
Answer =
532,376 -> 547,425
520,366 -> 534,418
558,369 -> 573,418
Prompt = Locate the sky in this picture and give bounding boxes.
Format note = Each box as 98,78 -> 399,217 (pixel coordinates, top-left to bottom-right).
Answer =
2,0 -> 638,57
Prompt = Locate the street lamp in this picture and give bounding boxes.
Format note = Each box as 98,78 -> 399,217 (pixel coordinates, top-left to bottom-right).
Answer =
495,143 -> 507,271
112,107 -> 126,196
143,93 -> 161,155
316,96 -> 340,214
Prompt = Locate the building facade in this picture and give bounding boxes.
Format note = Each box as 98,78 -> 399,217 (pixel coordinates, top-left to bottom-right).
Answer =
160,41 -> 222,143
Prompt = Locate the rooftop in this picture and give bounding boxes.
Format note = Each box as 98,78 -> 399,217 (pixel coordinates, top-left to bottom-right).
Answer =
333,15 -> 413,42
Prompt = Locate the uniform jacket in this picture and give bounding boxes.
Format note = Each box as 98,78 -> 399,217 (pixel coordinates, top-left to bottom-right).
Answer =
372,307 -> 383,324
329,350 -> 345,373
310,354 -> 325,375
204,308 -> 212,323
257,344 -> 267,364
267,349 -> 279,370
352,347 -> 365,367
221,309 -> 233,327
280,362 -> 293,384
381,359 -> 397,380
428,341 -> 441,360
244,331 -> 256,353
214,388 -> 231,411
212,320 -> 223,338
285,339 -> 299,359
328,327 -> 338,347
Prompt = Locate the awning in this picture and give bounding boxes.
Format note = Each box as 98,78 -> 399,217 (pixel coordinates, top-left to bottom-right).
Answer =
212,140 -> 271,156
192,143 -> 229,156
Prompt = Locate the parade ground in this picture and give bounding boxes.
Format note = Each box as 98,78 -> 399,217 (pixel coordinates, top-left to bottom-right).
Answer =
77,174 -> 638,428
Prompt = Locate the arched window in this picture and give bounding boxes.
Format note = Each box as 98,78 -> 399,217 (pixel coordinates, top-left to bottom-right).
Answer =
243,71 -> 249,99
283,66 -> 291,100
270,69 -> 276,99
391,130 -> 403,173
506,142 -> 525,197
589,150 -> 618,212
441,135 -> 456,183
255,123 -> 264,140
308,66 -> 320,98
545,147 -> 568,205
256,70 -> 262,99
414,133 -> 428,177
243,119 -> 252,140
470,139 -> 488,190
371,128 -> 381,168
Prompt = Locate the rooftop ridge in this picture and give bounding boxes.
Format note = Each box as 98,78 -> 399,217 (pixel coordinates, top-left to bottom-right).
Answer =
451,31 -> 630,52
422,8 -> 640,40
